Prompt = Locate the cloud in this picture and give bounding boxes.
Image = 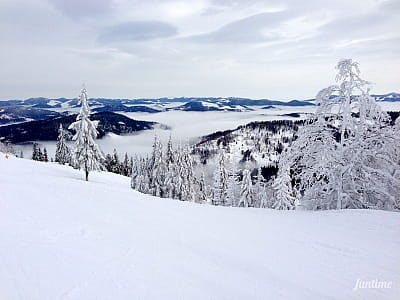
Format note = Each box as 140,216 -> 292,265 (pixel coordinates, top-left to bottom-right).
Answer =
98,21 -> 178,44
186,11 -> 292,44
0,0 -> 399,100
48,0 -> 113,19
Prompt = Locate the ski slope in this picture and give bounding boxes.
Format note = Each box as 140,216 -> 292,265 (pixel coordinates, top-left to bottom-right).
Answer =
0,155 -> 399,299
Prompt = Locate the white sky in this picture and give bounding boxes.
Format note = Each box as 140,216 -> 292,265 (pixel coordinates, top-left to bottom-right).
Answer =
0,0 -> 399,100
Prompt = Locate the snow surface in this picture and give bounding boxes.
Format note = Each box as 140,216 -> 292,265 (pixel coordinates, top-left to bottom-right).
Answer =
1,155 -> 399,300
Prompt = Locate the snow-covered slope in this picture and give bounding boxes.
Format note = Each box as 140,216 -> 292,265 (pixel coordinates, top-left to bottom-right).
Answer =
1,156 -> 399,300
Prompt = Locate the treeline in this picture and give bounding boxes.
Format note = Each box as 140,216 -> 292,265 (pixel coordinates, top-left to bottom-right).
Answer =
130,135 -> 279,208
31,124 -> 133,177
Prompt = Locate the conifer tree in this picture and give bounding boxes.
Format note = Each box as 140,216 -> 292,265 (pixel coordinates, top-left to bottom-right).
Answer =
149,136 -> 166,197
122,153 -> 131,176
164,137 -> 177,199
239,169 -> 253,207
111,149 -> 121,174
273,166 -> 296,210
32,143 -> 39,161
38,147 -> 44,161
55,124 -> 71,165
69,86 -> 104,181
212,151 -> 229,206
197,172 -> 208,203
43,147 -> 48,162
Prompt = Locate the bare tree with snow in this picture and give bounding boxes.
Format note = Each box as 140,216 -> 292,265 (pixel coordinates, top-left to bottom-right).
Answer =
276,59 -> 400,210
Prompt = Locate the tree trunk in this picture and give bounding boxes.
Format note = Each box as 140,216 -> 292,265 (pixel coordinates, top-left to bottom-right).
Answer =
85,170 -> 89,181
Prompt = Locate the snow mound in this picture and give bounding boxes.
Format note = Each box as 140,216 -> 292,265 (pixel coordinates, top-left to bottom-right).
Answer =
0,155 -> 399,299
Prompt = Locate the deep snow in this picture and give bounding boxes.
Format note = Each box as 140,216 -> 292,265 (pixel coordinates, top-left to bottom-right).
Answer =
0,155 -> 399,299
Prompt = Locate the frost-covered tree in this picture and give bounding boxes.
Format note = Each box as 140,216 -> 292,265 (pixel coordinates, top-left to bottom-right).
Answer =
131,155 -> 140,189
164,136 -> 177,198
224,156 -> 239,207
110,149 -> 121,174
238,169 -> 253,207
197,172 -> 208,203
32,143 -> 40,161
173,144 -> 186,200
55,124 -> 71,165
212,150 -> 229,206
0,141 -> 15,157
43,147 -> 48,162
180,144 -> 196,202
69,86 -> 104,181
122,153 -> 131,177
253,166 -> 265,208
273,165 -> 296,210
148,135 -> 166,197
277,59 -> 400,210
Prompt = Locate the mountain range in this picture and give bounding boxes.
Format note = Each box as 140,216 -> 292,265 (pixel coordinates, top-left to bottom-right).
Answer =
0,112 -> 156,144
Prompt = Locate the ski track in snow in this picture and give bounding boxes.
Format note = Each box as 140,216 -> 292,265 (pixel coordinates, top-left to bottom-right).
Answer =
0,155 -> 399,299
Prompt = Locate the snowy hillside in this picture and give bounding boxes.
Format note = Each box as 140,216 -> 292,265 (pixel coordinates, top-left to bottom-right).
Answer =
1,155 -> 399,299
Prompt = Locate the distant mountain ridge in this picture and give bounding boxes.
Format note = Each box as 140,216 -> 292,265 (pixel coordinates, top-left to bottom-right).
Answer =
0,93 -> 398,125
0,112 -> 156,143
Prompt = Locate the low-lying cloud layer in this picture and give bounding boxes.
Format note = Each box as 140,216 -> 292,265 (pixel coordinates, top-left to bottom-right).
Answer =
0,0 -> 399,99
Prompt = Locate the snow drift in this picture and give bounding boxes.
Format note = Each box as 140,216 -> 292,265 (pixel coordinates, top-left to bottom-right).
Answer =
0,155 -> 399,299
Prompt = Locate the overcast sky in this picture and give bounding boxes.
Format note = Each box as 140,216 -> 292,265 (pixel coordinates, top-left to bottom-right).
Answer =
0,0 -> 399,100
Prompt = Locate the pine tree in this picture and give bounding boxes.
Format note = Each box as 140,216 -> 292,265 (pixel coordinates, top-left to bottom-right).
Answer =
225,157 -> 238,206
180,144 -> 196,201
148,136 -> 166,197
55,124 -> 71,165
174,145 -> 185,200
104,153 -> 113,172
212,151 -> 229,206
197,172 -> 208,203
43,147 -> 48,162
32,143 -> 39,160
254,166 -> 265,208
68,86 -> 104,181
164,137 -> 177,199
131,155 -> 140,189
110,149 -> 121,174
239,169 -> 253,207
272,166 -> 295,210
120,153 -> 131,176
38,147 -> 44,161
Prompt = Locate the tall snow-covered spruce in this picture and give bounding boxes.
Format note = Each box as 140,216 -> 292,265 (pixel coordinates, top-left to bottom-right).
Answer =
69,86 -> 105,181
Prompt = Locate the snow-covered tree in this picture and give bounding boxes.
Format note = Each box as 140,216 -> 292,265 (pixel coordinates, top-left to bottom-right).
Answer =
69,86 -> 104,181
238,169 -> 253,207
180,144 -> 196,202
272,165 -> 295,210
164,136 -> 177,199
32,143 -> 40,161
110,149 -> 121,174
43,147 -> 48,162
122,153 -> 131,177
55,124 -> 71,165
173,144 -> 186,200
197,172 -> 208,203
0,141 -> 15,157
148,135 -> 166,197
225,157 -> 238,207
212,150 -> 229,206
276,59 -> 400,210
253,166 -> 265,208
